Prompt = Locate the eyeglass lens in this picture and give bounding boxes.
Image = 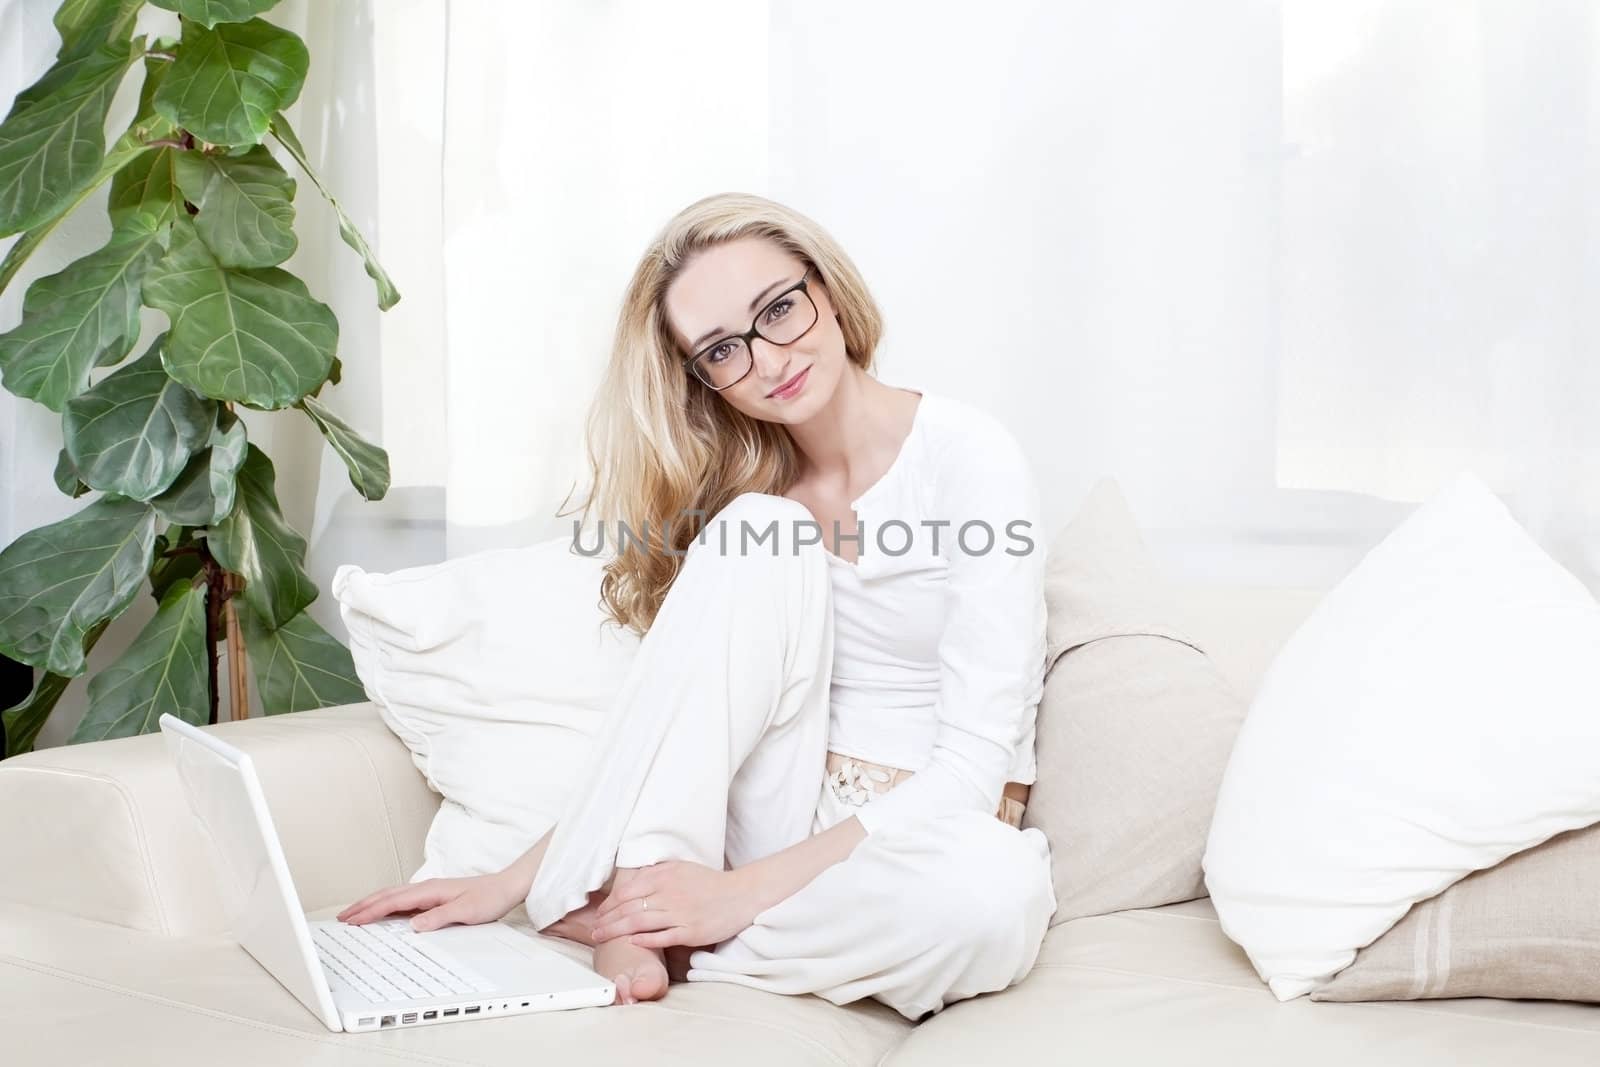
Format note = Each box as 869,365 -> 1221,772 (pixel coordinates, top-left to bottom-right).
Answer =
693,286 -> 819,389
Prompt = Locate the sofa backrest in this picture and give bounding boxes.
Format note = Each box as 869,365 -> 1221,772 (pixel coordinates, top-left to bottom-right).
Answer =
1166,579 -> 1327,700
0,579 -> 1327,937
0,705 -> 440,936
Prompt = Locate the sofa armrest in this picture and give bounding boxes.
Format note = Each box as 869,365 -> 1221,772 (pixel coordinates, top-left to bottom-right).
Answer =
0,702 -> 439,937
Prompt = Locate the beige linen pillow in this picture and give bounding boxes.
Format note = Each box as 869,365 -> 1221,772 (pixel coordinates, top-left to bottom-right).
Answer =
1312,821 -> 1600,1002
1024,477 -> 1248,925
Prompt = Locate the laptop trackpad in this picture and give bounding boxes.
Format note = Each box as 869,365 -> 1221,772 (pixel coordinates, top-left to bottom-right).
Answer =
411,923 -> 610,991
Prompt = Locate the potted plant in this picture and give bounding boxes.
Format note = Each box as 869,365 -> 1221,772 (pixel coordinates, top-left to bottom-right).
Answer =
0,0 -> 397,755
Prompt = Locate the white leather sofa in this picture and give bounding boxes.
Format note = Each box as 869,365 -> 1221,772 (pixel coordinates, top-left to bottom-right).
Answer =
4,580 -> 1599,1065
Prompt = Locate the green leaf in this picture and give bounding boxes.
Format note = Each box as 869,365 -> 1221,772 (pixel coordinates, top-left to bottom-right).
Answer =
107,54 -> 184,229
298,394 -> 390,501
0,126 -> 157,294
2,618 -> 110,754
174,145 -> 297,267
3,670 -> 68,757
53,0 -> 143,60
0,495 -> 160,676
7,30 -> 135,119
54,447 -> 91,497
152,414 -> 248,525
143,219 -> 337,408
0,225 -> 56,296
149,0 -> 283,28
155,18 -> 308,147
270,113 -> 400,310
308,352 -> 342,398
151,448 -> 216,525
71,578 -> 210,742
148,528 -> 206,602
205,442 -> 315,630
63,333 -> 219,500
108,139 -> 182,228
238,601 -> 365,714
0,39 -> 140,236
0,212 -> 169,411
208,415 -> 248,516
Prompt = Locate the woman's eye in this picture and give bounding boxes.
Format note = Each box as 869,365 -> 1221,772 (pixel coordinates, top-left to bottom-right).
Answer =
765,298 -> 792,322
706,343 -> 731,363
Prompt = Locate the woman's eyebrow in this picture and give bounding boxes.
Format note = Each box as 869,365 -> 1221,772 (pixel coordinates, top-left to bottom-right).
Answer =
690,275 -> 794,349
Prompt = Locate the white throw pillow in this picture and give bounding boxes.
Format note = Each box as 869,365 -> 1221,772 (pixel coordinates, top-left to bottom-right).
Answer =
1202,469 -> 1600,1001
332,537 -> 640,881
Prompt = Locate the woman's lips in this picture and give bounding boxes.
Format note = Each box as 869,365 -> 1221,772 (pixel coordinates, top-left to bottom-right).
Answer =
769,366 -> 811,399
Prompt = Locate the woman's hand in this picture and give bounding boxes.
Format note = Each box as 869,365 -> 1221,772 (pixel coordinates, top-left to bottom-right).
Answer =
337,870 -> 525,932
592,860 -> 763,950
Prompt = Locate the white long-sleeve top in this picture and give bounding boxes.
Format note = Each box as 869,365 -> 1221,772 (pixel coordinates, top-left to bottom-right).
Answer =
821,386 -> 1048,836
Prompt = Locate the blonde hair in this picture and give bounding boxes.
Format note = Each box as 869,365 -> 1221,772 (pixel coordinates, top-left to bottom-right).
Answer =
558,192 -> 884,636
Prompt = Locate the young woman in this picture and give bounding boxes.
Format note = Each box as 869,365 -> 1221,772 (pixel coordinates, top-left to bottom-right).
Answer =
338,192 -> 1056,1021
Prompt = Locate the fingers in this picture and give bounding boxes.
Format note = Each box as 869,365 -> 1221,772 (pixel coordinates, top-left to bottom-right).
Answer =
337,885 -> 410,924
597,870 -> 655,919
595,904 -> 671,942
596,887 -> 633,919
410,900 -> 463,933
628,928 -> 690,950
338,882 -> 442,925
337,885 -> 404,921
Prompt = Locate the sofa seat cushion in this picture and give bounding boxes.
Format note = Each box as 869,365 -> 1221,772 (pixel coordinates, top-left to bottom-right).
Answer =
881,898 -> 1600,1066
0,898 -> 912,1066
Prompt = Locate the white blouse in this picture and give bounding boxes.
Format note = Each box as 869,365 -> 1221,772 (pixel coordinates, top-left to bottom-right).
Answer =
821,386 -> 1048,837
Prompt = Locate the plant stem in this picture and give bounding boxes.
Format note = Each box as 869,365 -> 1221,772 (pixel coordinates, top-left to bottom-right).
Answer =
223,577 -> 248,721
200,540 -> 226,727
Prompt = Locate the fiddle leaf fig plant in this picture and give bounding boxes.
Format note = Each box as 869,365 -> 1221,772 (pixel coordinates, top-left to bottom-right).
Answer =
0,0 -> 396,757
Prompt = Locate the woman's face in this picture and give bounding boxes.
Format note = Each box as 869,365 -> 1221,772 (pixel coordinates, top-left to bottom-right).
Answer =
664,237 -> 848,425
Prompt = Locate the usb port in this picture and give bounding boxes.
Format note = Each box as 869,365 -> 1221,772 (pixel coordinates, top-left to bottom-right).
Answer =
358,1017 -> 375,1026
442,1008 -> 459,1017
401,1013 -> 418,1024
423,1011 -> 437,1020
464,1006 -> 481,1015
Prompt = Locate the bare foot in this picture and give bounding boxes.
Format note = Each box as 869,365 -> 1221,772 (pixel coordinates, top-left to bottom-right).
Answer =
594,937 -> 669,1005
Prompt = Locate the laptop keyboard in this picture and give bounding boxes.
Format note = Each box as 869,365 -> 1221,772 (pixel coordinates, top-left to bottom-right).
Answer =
313,920 -> 497,1003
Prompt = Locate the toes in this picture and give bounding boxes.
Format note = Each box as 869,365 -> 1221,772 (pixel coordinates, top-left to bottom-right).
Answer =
628,964 -> 668,1002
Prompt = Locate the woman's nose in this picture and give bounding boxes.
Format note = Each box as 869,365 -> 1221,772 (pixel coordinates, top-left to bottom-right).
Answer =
750,337 -> 790,379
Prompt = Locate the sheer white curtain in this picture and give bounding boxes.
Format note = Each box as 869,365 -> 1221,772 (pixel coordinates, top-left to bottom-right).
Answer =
1275,0 -> 1600,580
306,0 -> 1600,594
327,0 -> 1600,591
435,0 -> 771,557
5,0 -> 1596,744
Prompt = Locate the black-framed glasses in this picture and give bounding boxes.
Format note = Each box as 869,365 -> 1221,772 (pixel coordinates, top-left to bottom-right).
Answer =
684,267 -> 821,391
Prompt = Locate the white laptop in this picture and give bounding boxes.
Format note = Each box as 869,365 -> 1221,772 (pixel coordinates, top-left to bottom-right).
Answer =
158,713 -> 615,1032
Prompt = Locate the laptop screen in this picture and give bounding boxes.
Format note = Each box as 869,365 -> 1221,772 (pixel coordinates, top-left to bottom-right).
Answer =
159,714 -> 343,1031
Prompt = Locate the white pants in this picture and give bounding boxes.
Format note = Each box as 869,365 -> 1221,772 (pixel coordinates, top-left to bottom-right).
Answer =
524,492 -> 1057,1021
